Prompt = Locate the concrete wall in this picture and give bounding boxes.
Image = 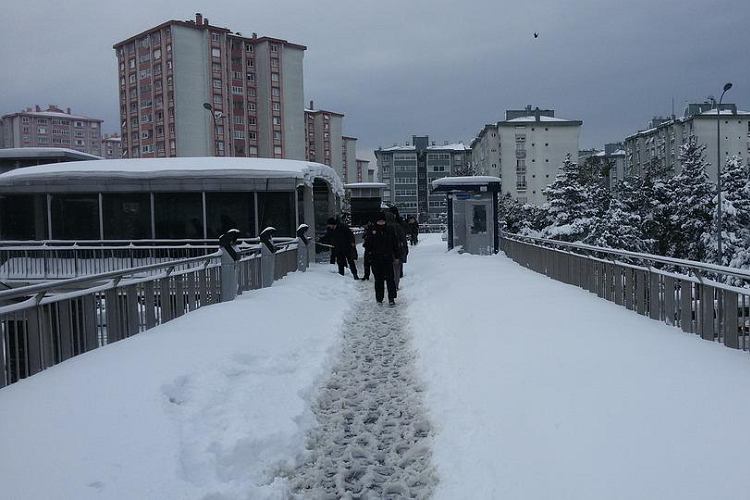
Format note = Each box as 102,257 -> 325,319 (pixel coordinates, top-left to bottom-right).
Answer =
172,25 -> 211,157
255,42 -> 272,158
281,46 -> 305,160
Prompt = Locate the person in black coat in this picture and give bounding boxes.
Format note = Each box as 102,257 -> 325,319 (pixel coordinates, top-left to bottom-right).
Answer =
361,221 -> 373,280
364,212 -> 400,304
326,217 -> 359,279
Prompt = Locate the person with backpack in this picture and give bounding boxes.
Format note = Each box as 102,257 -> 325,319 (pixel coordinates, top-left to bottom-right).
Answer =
326,217 -> 359,280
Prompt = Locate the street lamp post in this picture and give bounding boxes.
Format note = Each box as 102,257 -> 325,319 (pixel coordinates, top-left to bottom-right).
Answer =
203,102 -> 219,156
716,82 -> 732,267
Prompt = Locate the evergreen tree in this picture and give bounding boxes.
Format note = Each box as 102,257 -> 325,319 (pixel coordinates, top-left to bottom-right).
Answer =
667,137 -> 715,261
497,193 -> 523,233
540,154 -> 609,242
584,197 -> 644,251
703,156 -> 750,272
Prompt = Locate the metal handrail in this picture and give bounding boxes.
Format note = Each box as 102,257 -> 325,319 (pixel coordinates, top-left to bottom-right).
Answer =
0,250 -> 225,302
504,233 -> 750,283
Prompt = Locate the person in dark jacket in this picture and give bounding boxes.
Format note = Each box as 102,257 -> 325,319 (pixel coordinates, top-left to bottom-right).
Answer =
386,207 -> 408,288
361,221 -> 373,280
406,216 -> 419,245
327,217 -> 359,279
364,212 -> 399,304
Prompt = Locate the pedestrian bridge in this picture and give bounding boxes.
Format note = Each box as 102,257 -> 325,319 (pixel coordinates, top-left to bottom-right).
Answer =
1,234 -> 749,499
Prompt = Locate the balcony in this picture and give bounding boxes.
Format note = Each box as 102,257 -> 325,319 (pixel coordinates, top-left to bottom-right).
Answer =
515,134 -> 526,142
515,150 -> 527,159
516,182 -> 527,190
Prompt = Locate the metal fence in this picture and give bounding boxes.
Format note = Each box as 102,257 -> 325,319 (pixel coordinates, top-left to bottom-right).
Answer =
0,242 -> 304,388
0,238 -> 296,281
502,234 -> 750,356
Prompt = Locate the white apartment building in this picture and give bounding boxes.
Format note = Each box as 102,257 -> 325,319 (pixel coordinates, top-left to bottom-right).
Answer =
624,102 -> 750,180
579,143 -> 626,189
471,106 -> 581,205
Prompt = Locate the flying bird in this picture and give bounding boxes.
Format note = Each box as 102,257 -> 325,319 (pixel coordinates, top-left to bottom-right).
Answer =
534,32 -> 539,38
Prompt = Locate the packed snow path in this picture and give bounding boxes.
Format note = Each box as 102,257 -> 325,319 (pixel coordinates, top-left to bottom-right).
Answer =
290,284 -> 437,499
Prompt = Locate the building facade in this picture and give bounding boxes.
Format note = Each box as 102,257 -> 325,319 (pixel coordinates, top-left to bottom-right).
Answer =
624,103 -> 750,180
342,136 -> 357,183
1,105 -> 103,156
578,142 -> 626,189
304,103 -> 360,184
356,159 -> 371,182
375,135 -> 470,223
102,134 -> 123,159
113,13 -> 306,160
471,105 -> 581,205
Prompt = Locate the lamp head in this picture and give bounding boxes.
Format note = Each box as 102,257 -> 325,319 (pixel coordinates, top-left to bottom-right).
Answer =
723,82 -> 733,92
202,102 -> 213,110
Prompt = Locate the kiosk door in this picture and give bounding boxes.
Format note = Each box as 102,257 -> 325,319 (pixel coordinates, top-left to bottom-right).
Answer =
464,199 -> 493,255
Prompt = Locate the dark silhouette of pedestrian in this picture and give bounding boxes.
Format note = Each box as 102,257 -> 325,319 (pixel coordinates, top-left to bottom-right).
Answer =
326,217 -> 359,279
364,212 -> 399,304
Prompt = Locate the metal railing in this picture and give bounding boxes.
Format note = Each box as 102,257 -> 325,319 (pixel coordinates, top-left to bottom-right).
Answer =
0,238 -> 296,281
502,234 -> 750,356
0,241 -> 303,388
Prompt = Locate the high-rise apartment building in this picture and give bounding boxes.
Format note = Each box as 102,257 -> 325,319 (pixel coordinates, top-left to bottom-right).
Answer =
304,103 -> 360,184
471,105 -> 581,205
624,102 -> 750,179
113,13 -> 306,159
375,135 -> 470,223
102,134 -> 123,159
1,105 -> 103,156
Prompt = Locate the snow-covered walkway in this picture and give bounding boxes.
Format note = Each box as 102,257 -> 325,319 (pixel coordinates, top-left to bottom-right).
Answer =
291,287 -> 436,499
403,234 -> 750,500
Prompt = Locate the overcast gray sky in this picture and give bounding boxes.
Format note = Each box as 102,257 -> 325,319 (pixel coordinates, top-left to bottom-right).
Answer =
2,0 -> 749,162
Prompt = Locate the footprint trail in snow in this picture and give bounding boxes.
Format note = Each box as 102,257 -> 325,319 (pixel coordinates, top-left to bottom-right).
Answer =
290,285 -> 437,499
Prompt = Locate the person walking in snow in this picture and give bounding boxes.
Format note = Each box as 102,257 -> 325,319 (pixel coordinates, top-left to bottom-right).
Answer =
364,212 -> 400,304
326,217 -> 359,280
386,207 -> 408,288
361,221 -> 373,280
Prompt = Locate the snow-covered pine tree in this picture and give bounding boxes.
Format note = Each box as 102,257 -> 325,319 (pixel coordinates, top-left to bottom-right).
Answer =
584,196 -> 644,251
667,137 -> 715,261
540,153 -> 607,242
497,193 -> 524,233
703,156 -> 750,273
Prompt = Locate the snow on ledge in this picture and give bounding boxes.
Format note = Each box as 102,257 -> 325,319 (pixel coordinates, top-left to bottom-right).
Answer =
431,176 -> 502,189
344,182 -> 387,189
0,157 -> 344,196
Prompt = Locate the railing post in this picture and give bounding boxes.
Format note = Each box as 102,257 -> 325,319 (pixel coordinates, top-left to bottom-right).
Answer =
259,227 -> 277,288
220,249 -> 239,302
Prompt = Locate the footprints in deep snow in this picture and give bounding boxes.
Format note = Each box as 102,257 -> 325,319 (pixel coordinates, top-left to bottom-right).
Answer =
290,289 -> 437,499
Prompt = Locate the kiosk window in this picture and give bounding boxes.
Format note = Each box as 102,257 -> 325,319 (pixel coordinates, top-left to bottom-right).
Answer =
471,205 -> 487,234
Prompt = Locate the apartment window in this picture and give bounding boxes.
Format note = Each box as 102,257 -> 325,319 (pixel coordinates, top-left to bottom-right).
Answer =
273,117 -> 281,125
272,102 -> 280,111
246,72 -> 255,82
274,131 -> 282,140
129,59 -> 135,69
270,44 -> 279,52
212,79 -> 222,89
142,144 -> 153,153
234,115 -> 244,124
140,69 -> 150,79
271,73 -> 279,82
38,127 -> 47,134
248,117 -> 256,125
247,59 -> 254,67
271,58 -> 279,67
274,146 -> 282,155
141,131 -> 150,139
234,130 -> 245,139
248,132 -> 257,140
22,126 -> 29,133
247,102 -> 256,111
22,136 -> 30,143
211,32 -> 221,42
211,48 -> 221,58
21,117 -> 30,123
141,100 -> 153,108
75,139 -> 85,146
272,88 -> 280,97
233,71 -> 242,79
213,94 -> 222,104
139,53 -> 151,63
154,49 -> 161,60
245,44 -> 253,52
247,88 -> 256,97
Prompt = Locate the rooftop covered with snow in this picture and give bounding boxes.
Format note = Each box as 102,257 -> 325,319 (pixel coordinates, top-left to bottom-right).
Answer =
431,176 -> 502,191
0,157 -> 344,196
0,147 -> 102,161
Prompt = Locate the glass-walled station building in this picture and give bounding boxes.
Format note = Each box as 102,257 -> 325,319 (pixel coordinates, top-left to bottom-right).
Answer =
0,158 -> 342,241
